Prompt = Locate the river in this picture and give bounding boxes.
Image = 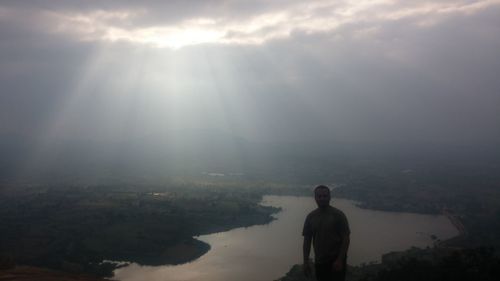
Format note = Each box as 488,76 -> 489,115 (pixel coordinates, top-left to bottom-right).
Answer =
113,195 -> 459,281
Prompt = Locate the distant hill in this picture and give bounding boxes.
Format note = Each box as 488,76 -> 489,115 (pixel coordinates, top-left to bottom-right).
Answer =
2,132 -> 499,186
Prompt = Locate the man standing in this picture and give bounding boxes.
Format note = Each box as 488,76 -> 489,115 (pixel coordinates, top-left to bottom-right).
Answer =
303,185 -> 350,281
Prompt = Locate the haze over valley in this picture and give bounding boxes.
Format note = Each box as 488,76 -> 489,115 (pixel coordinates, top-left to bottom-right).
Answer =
1,1 -> 500,280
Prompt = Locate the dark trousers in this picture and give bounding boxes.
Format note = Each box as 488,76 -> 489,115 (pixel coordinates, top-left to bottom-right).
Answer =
314,259 -> 347,281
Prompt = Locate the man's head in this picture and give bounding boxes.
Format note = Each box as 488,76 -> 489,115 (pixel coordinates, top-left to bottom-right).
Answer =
314,185 -> 331,209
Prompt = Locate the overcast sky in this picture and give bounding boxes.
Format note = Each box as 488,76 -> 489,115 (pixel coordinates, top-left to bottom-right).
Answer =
1,0 -> 500,144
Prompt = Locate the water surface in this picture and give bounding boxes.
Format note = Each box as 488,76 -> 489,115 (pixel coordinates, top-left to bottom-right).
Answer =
114,196 -> 458,281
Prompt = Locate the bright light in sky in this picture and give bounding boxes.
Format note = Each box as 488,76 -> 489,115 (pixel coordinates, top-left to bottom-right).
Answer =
44,0 -> 500,49
53,12 -> 227,49
108,26 -> 225,49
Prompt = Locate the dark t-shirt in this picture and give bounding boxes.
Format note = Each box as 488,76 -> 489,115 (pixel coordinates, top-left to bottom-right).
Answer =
302,205 -> 350,264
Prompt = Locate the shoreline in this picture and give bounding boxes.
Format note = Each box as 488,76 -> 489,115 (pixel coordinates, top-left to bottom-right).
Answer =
438,208 -> 467,247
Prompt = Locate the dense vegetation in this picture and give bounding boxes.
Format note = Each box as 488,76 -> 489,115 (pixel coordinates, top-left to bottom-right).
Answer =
0,184 -> 279,276
332,157 -> 500,249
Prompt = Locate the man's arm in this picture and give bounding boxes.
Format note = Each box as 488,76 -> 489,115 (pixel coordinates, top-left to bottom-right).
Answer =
338,234 -> 350,261
334,211 -> 350,271
333,234 -> 350,271
338,211 -> 350,261
303,235 -> 313,276
303,235 -> 312,263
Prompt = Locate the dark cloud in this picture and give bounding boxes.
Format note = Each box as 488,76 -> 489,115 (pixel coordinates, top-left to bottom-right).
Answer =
0,0 -> 305,28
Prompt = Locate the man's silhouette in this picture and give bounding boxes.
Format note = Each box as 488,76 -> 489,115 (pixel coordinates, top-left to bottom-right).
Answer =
303,185 -> 350,281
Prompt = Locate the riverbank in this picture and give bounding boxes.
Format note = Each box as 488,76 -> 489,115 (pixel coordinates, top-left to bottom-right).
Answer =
437,208 -> 468,247
112,195 -> 460,281
0,185 -> 279,278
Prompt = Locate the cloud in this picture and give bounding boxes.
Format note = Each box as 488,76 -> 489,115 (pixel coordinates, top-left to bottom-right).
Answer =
0,1 -> 500,143
3,0 -> 499,49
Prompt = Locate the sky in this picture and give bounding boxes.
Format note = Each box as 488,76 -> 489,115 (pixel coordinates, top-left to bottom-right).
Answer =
1,0 -> 500,144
